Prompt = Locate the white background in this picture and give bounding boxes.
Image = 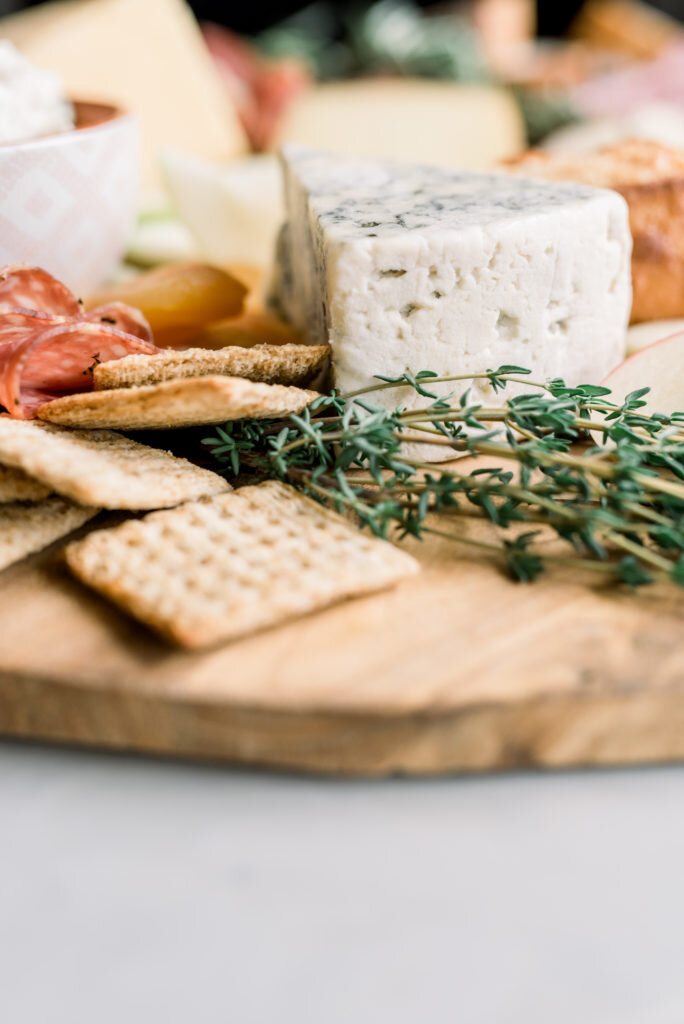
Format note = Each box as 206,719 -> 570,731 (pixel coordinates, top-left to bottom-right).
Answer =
1,742 -> 684,1023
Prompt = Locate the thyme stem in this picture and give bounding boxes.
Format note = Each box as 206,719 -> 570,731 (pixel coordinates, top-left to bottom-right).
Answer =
203,364 -> 684,589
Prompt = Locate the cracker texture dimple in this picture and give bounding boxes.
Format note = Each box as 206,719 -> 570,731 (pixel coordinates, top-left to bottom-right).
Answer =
0,419 -> 229,510
65,480 -> 420,648
37,376 -> 319,430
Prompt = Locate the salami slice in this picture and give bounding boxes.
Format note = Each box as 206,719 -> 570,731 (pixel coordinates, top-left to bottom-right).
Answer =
13,387 -> 62,420
0,265 -> 82,317
0,308 -> 67,336
0,322 -> 158,418
85,302 -> 153,343
0,265 -> 161,418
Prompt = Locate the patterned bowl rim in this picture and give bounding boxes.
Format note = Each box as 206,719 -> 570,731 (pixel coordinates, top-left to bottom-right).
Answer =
0,100 -> 132,151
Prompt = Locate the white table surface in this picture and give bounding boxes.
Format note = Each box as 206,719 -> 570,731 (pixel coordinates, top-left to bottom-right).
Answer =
2,741 -> 684,1024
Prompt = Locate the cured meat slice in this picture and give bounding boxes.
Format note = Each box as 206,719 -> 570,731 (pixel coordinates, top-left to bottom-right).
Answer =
85,302 -> 153,343
13,388 -> 60,420
0,309 -> 67,340
0,322 -> 158,418
0,266 -> 160,418
0,265 -> 82,317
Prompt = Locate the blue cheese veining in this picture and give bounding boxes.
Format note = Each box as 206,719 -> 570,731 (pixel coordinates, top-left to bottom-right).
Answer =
274,145 -> 632,459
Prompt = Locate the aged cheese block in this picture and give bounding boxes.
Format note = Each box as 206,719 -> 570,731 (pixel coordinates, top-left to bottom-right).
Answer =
0,0 -> 248,189
270,79 -> 525,170
272,145 -> 632,460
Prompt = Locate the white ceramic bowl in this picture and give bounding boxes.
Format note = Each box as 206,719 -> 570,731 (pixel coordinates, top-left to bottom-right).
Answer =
0,101 -> 138,296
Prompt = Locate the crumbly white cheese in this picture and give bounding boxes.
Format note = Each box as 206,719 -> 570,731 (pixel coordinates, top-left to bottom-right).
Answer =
0,40 -> 73,144
274,145 -> 632,459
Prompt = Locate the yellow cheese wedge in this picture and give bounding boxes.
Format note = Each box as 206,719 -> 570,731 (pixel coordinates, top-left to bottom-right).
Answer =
0,0 -> 248,189
270,78 -> 525,170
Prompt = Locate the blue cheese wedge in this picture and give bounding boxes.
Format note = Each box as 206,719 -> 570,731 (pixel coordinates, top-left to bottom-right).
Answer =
273,145 -> 632,458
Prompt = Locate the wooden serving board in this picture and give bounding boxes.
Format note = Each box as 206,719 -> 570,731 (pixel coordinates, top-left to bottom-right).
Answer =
2,509 -> 684,776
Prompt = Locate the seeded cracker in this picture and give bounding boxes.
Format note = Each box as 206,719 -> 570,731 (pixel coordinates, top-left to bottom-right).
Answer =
0,497 -> 97,573
0,420 -> 229,510
92,344 -> 331,390
37,376 -> 319,430
0,464 -> 50,503
65,480 -> 420,648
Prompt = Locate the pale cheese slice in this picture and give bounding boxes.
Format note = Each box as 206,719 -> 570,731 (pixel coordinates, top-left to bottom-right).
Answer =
161,149 -> 284,269
271,79 -> 525,170
0,0 -> 248,188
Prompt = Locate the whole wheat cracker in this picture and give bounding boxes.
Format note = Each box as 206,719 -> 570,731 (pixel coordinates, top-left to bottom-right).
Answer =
0,464 -> 51,503
92,343 -> 330,391
0,496 -> 97,573
65,480 -> 420,648
37,376 -> 319,430
0,420 -> 229,510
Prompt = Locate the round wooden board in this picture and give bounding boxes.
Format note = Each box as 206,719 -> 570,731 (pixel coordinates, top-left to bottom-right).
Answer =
1,519 -> 684,775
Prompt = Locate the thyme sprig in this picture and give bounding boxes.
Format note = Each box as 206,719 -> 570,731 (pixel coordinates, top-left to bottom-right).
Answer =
202,366 -> 684,588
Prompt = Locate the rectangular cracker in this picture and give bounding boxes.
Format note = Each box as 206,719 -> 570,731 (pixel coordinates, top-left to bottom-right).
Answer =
0,464 -> 51,503
0,496 -> 97,573
37,376 -> 319,431
92,343 -> 331,391
65,480 -> 420,648
0,420 -> 229,510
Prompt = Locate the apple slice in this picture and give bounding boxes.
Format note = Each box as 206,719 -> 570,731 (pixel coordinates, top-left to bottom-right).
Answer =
626,318 -> 684,355
602,329 -> 684,414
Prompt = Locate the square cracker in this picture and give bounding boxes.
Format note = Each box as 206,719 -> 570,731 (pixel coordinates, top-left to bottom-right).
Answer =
0,464 -> 50,504
0,420 -> 229,510
0,496 -> 97,573
37,376 -> 319,430
65,480 -> 420,648
92,343 -> 331,391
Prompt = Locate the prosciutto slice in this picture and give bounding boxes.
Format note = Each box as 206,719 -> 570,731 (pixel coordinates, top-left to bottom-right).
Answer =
0,265 -> 159,418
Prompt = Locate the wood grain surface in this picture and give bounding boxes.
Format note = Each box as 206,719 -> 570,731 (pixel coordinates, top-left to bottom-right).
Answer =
1,505 -> 684,775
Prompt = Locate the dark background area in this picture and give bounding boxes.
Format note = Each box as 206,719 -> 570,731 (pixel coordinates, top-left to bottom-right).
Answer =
0,0 -> 681,37
193,0 -> 586,36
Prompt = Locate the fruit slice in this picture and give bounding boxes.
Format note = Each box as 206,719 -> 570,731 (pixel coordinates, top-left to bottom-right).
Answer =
626,318 -> 684,355
184,311 -> 306,350
602,329 -> 684,412
161,148 -> 284,269
85,263 -> 247,345
125,210 -> 199,268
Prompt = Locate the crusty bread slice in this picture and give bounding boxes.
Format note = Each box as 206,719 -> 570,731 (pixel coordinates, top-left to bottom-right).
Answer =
37,376 -> 318,431
504,138 -> 684,188
65,480 -> 420,648
504,140 -> 684,323
92,343 -> 330,391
